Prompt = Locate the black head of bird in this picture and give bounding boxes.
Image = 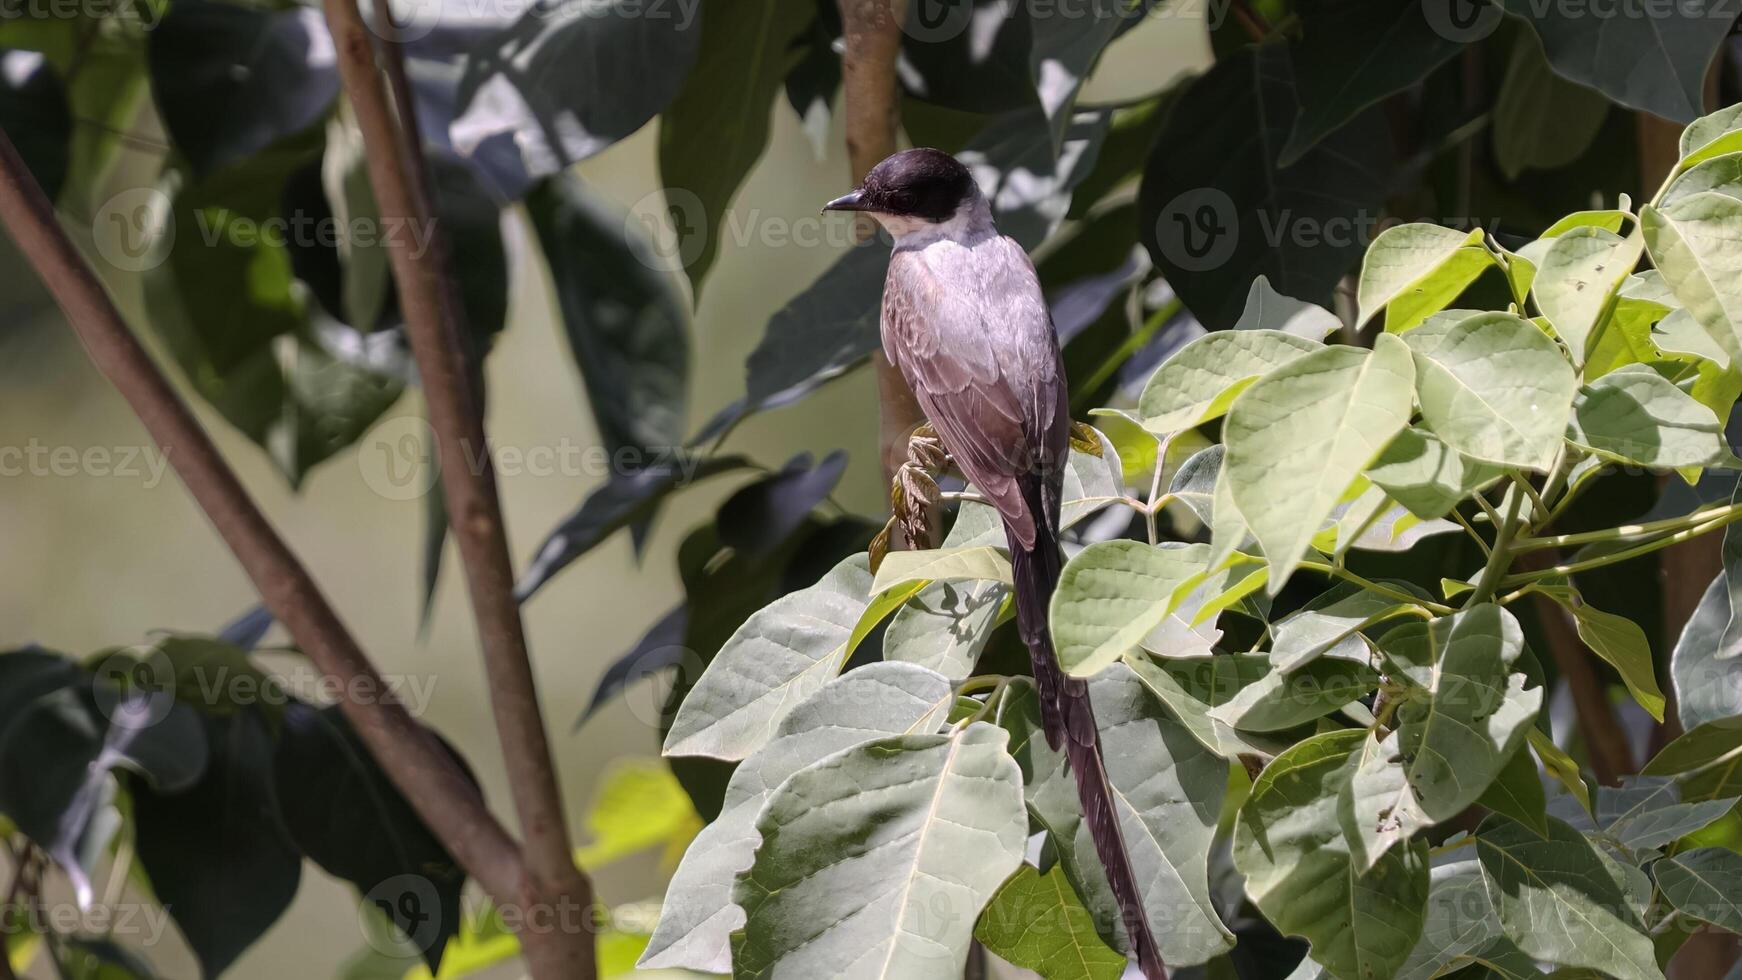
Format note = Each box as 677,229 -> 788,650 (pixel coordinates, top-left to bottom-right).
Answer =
822,147 -> 976,223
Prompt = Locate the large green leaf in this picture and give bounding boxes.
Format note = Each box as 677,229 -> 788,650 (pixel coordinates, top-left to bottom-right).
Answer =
641,663 -> 954,973
1532,226 -> 1642,363
1021,664 -> 1234,966
1502,0 -> 1732,123
1234,275 -> 1343,338
664,554 -> 890,760
1355,224 -> 1492,332
657,0 -> 810,295
1269,583 -> 1425,672
885,579 -> 1009,681
1131,330 -> 1322,435
1492,30 -> 1611,180
1234,729 -> 1430,980
731,723 -> 1027,979
1533,583 -> 1667,721
1669,574 -> 1742,728
1051,541 -> 1210,678
1366,427 -> 1504,520
1138,43 -> 1395,330
451,0 -> 701,180
1123,652 -> 1274,759
1393,860 -> 1502,980
1653,847 -> 1742,933
871,546 -> 1013,596
1208,656 -> 1380,732
1280,0 -> 1463,165
527,174 -> 689,471
973,865 -> 1128,980
1026,0 -> 1135,151
1567,364 -> 1731,468
1473,814 -> 1662,980
1346,605 -> 1541,867
1224,335 -> 1416,592
1589,776 -> 1736,852
1404,311 -> 1578,470
1642,193 -> 1742,366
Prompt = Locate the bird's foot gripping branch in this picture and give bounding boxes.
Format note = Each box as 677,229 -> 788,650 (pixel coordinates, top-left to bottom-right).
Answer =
645,105 -> 1742,980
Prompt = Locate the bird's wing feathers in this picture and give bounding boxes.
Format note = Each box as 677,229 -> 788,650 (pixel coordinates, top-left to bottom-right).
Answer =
881,236 -> 1068,551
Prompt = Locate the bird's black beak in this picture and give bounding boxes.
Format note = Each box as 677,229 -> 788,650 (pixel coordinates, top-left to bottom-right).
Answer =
823,189 -> 868,213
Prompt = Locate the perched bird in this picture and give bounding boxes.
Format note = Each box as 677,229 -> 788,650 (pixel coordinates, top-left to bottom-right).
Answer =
826,148 -> 1168,979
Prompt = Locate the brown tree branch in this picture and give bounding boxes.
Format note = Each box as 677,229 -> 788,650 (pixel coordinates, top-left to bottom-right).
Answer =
0,130 -> 524,904
318,4 -> 595,977
836,0 -> 925,483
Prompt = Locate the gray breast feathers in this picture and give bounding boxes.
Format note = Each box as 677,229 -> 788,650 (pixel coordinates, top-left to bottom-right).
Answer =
880,235 -> 1068,550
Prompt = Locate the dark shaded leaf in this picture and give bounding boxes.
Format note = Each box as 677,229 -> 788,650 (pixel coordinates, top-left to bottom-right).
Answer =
527,173 -> 689,462
1026,0 -> 1149,149
451,0 -> 702,184
1503,0 -> 1735,123
717,451 -> 848,558
899,0 -> 1034,113
1492,29 -> 1610,180
0,688 -> 208,909
1281,0 -> 1463,164
1138,43 -> 1395,330
516,454 -> 756,601
133,711 -> 301,979
575,604 -> 688,729
0,50 -> 69,202
0,647 -> 83,737
273,702 -> 467,970
217,606 -> 275,651
147,0 -> 337,178
658,0 -> 811,295
783,12 -> 840,158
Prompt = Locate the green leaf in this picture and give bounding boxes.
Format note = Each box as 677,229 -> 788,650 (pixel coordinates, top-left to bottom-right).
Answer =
664,554 -> 887,760
641,663 -> 953,972
1235,275 -> 1343,338
1669,574 -> 1742,729
1280,0 -> 1463,166
1478,747 -> 1551,837
1123,652 -> 1274,760
1567,364 -> 1732,468
731,723 -> 1027,979
1139,43 -> 1395,329
1653,847 -> 1742,933
1533,583 -> 1667,721
1404,311 -> 1579,470
1492,30 -> 1610,180
0,51 -> 69,203
527,173 -> 689,469
1532,226 -> 1642,363
1662,151 -> 1742,208
1224,335 -> 1416,593
575,759 -> 699,870
1026,0 -> 1132,152
1132,330 -> 1321,436
1530,727 -> 1593,812
0,687 -> 207,909
133,710 -> 301,978
1356,224 -> 1493,332
1366,427 -> 1504,520
973,865 -> 1128,980
1234,729 -> 1430,980
1503,0 -> 1729,123
1474,814 -> 1662,980
657,0 -> 809,295
871,546 -> 1013,596
453,0 -> 701,179
273,702 -> 470,972
1681,105 -> 1742,166
1643,716 -> 1742,777
1346,606 -> 1541,866
1051,541 -> 1210,678
1021,664 -> 1233,966
1590,776 -> 1736,852
1208,656 -> 1380,732
1269,583 -> 1426,672
885,580 -> 1009,681
1393,859 -> 1502,980
1642,194 -> 1742,366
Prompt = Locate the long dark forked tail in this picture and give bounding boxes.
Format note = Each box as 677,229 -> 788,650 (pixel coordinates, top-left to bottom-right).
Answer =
1006,511 -> 1169,980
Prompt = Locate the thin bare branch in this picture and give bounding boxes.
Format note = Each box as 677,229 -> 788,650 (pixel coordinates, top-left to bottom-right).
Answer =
316,4 -> 595,976
0,128 -> 524,903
